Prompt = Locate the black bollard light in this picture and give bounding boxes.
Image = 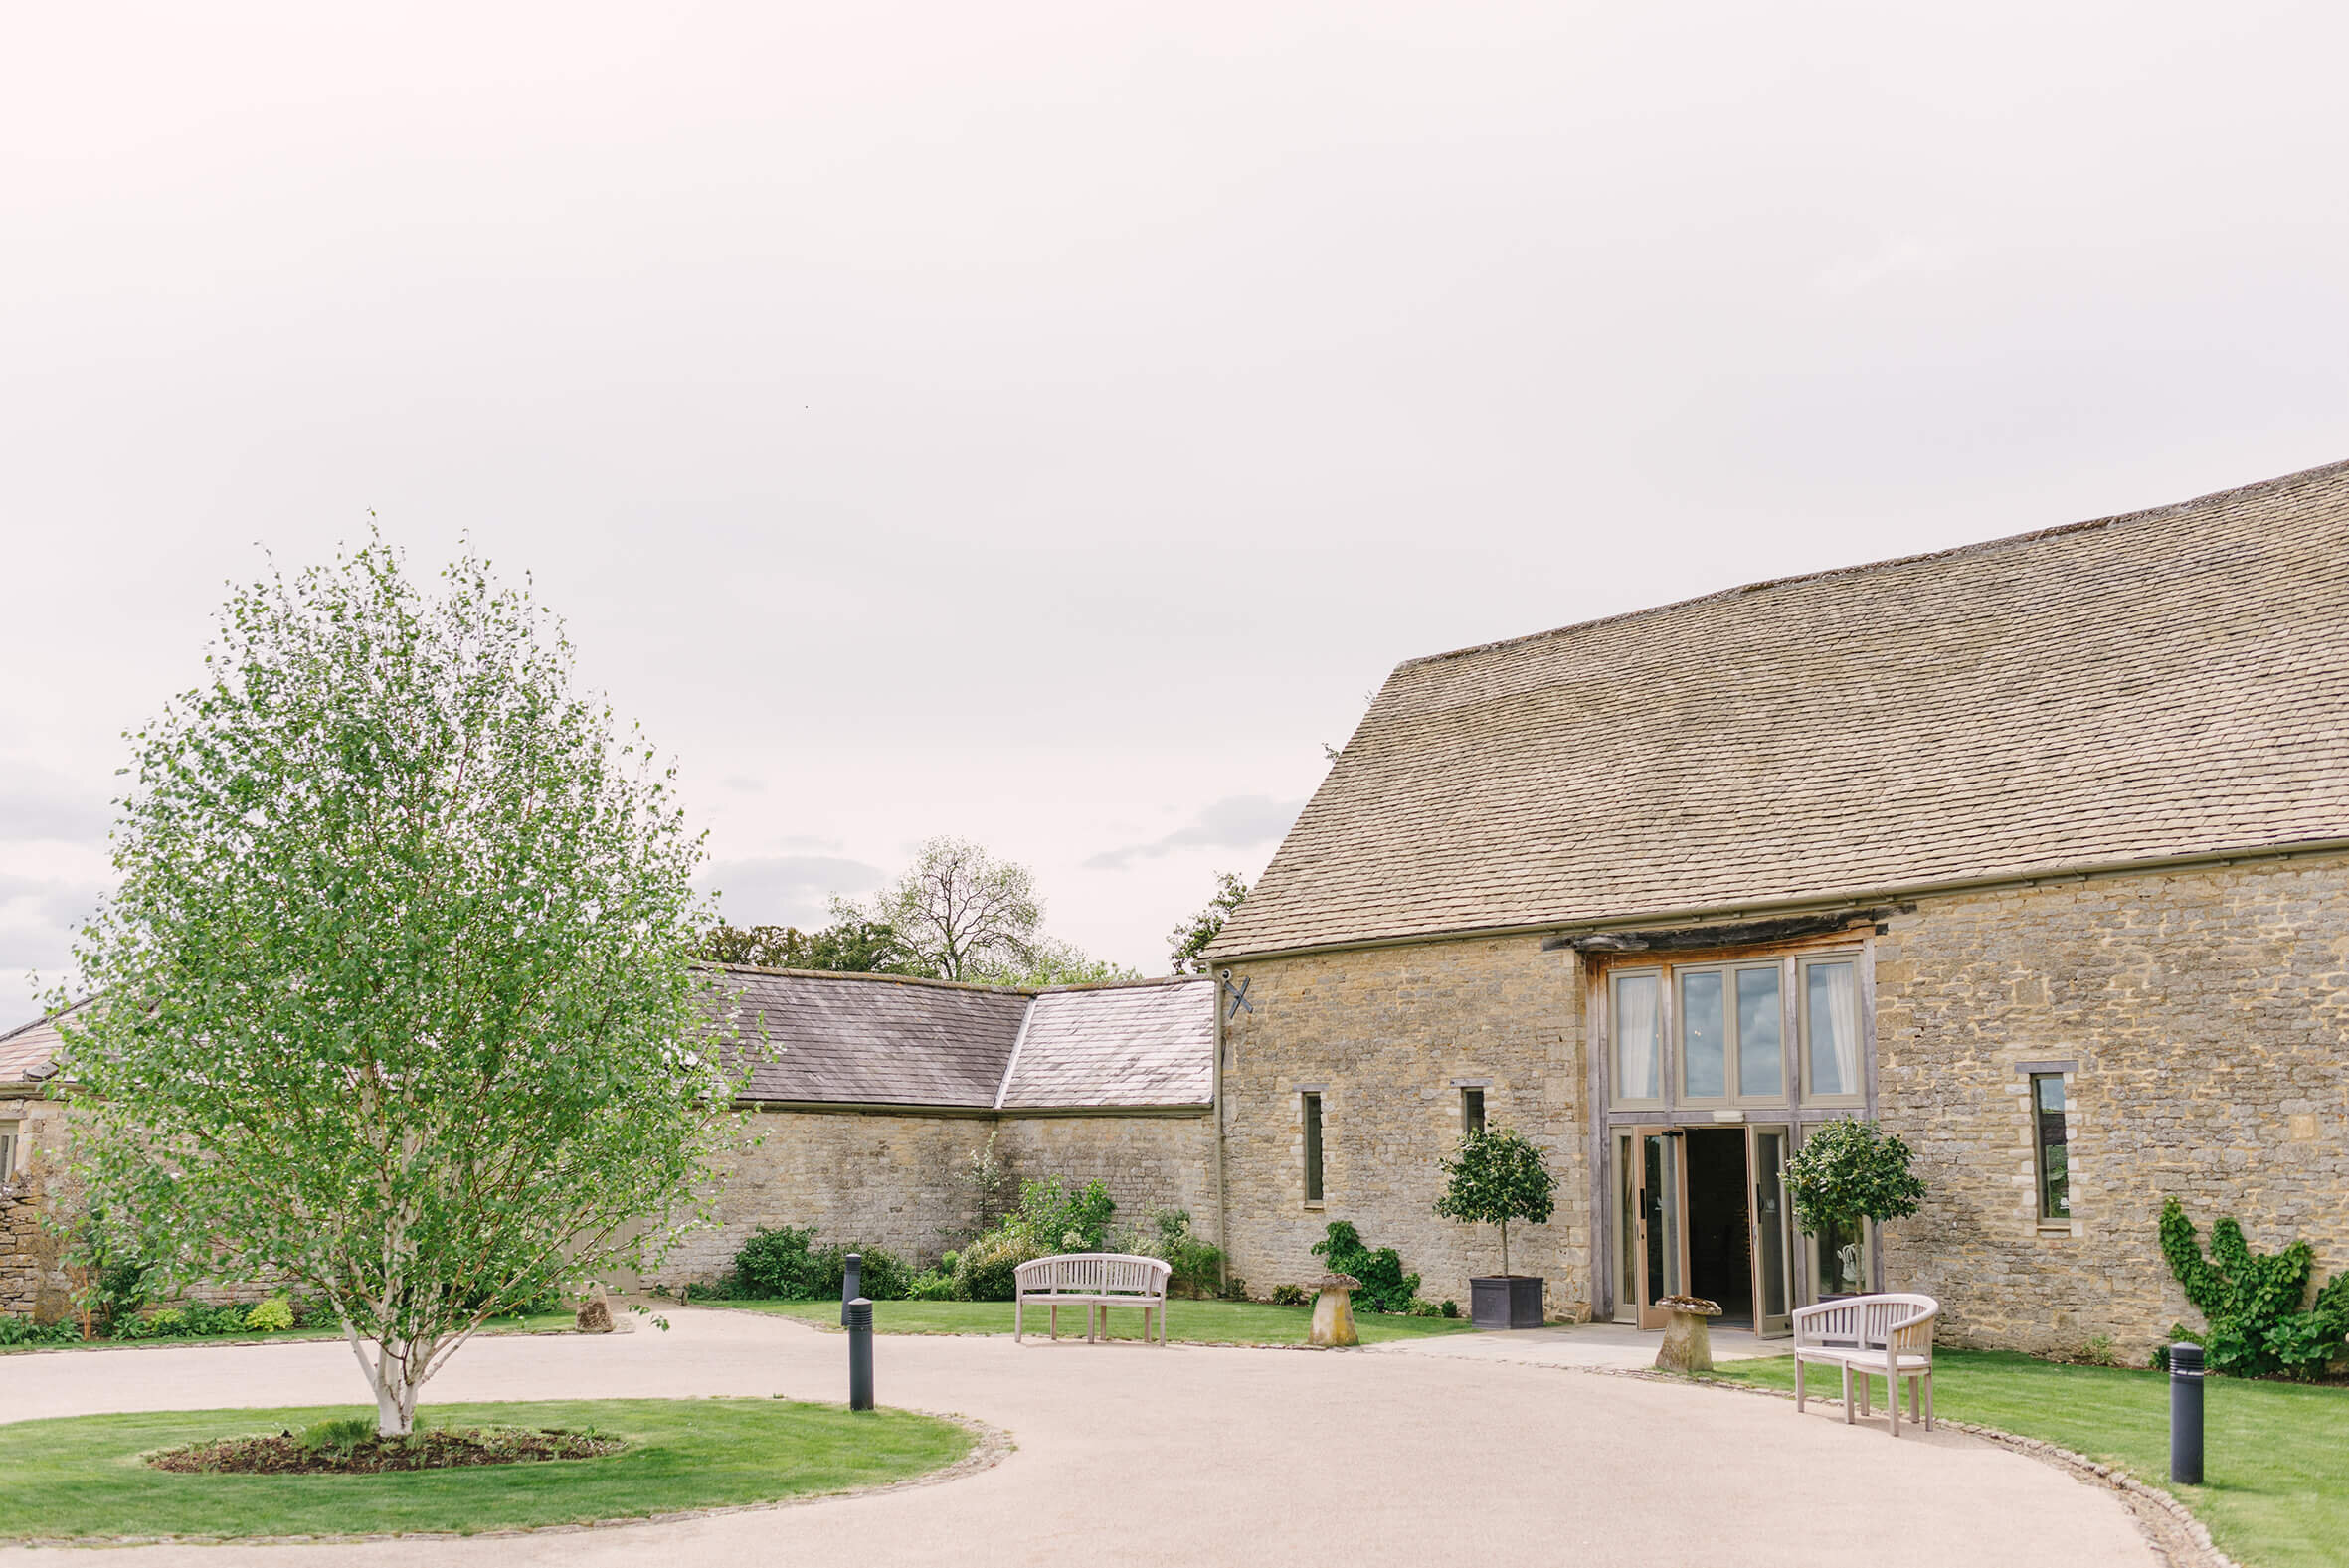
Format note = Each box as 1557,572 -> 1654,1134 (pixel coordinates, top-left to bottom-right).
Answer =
846,1297 -> 875,1411
841,1252 -> 862,1326
2169,1341 -> 2205,1485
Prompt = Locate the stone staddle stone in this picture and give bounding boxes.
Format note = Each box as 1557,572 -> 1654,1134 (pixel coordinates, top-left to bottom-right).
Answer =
575,1283 -> 617,1335
1309,1273 -> 1362,1348
1652,1295 -> 1721,1372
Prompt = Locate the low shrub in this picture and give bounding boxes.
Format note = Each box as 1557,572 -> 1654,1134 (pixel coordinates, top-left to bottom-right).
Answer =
1404,1298 -> 1442,1317
953,1227 -> 1049,1302
730,1227 -> 914,1302
1310,1221 -> 1420,1313
1216,1275 -> 1250,1303
1127,1210 -> 1223,1298
843,1247 -> 915,1302
1269,1284 -> 1310,1307
1013,1177 -> 1116,1255
734,1226 -> 833,1300
245,1297 -> 296,1332
1440,1299 -> 1459,1318
907,1268 -> 957,1301
0,1316 -> 80,1346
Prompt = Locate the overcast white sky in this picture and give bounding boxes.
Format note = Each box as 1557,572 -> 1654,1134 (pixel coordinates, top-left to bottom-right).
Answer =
6,1 -> 2349,1021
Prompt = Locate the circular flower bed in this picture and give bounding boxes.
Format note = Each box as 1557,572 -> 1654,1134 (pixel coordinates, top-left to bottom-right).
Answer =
148,1421 -> 626,1475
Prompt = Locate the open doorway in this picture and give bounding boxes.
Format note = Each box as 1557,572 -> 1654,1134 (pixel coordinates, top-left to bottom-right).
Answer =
1683,1129 -> 1752,1330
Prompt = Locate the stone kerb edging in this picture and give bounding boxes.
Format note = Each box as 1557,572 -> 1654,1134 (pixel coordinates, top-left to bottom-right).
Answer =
1592,1364 -> 2237,1568
15,1410 -> 1013,1549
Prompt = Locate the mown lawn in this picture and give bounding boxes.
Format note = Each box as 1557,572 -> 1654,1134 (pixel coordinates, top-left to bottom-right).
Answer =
706,1296 -> 1480,1345
1701,1351 -> 2349,1568
0,1397 -> 971,1541
0,1311 -> 580,1356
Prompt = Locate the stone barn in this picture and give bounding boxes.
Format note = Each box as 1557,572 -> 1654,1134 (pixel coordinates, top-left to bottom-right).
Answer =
1202,457 -> 2349,1358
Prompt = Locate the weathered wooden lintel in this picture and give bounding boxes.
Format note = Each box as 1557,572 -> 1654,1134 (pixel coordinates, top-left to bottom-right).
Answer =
1541,907 -> 1898,955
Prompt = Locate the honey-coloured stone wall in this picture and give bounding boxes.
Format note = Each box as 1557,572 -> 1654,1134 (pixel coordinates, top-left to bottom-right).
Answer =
646,1106 -> 1219,1288
1876,852 -> 2349,1360
1217,935 -> 1589,1313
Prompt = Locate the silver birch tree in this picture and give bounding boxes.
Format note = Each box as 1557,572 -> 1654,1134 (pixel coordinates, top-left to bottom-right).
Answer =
59,538 -> 740,1435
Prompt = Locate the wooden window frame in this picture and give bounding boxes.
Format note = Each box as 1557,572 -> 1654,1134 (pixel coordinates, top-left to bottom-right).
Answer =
1608,967 -> 1668,1109
1673,959 -> 1792,1108
1795,955 -> 1868,1108
1461,1087 -> 1486,1137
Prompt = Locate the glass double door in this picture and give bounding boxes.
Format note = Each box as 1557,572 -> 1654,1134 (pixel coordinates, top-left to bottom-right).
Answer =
1623,1125 -> 1793,1336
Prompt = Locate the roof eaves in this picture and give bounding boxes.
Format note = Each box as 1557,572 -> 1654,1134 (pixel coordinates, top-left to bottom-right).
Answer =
1205,834 -> 2349,963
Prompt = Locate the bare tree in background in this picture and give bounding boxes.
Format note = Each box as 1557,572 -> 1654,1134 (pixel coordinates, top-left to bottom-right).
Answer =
867,836 -> 1044,981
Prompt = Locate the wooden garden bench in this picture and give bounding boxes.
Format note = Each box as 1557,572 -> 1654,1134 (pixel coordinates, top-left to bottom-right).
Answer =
1014,1254 -> 1173,1345
1792,1292 -> 1940,1436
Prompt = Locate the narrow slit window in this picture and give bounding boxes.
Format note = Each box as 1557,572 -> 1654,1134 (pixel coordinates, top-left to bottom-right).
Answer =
1461,1088 -> 1486,1137
2033,1075 -> 2070,1220
1302,1093 -> 1324,1203
0,1122 -> 16,1181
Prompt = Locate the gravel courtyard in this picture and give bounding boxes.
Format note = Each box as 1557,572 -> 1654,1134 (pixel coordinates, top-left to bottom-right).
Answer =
0,1307 -> 2152,1566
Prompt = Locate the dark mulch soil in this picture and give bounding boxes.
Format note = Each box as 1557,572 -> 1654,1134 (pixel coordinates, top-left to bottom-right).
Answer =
147,1426 -> 626,1475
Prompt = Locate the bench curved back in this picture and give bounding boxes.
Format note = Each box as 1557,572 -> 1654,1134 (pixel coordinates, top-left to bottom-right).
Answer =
1792,1292 -> 1940,1353
1014,1253 -> 1173,1296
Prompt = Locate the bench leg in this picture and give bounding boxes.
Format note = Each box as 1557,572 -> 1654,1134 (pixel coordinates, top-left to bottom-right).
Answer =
1889,1369 -> 1900,1438
1923,1371 -> 1934,1432
1015,1299 -> 1022,1344
1795,1356 -> 1805,1413
1049,1304 -> 1058,1341
1842,1364 -> 1853,1425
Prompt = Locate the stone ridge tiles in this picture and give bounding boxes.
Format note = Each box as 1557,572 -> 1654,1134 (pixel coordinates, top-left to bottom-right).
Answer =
1207,457 -> 2349,959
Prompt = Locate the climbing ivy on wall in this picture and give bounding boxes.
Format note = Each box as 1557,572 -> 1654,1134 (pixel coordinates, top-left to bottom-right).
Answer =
2158,1197 -> 2349,1378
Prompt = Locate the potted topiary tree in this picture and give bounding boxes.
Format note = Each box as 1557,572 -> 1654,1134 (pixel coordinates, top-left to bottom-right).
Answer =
1784,1119 -> 1925,1298
1436,1127 -> 1556,1330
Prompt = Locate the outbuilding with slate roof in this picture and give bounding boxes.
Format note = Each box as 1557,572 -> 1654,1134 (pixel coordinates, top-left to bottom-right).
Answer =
0,971 -> 1222,1318
1207,458 -> 2349,1357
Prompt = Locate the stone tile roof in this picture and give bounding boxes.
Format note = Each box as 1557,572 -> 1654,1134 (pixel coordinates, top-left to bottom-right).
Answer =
696,966 -> 1215,1110
0,1004 -> 76,1087
997,978 -> 1216,1110
705,967 -> 1030,1108
1209,459 -> 2349,958
0,974 -> 1216,1112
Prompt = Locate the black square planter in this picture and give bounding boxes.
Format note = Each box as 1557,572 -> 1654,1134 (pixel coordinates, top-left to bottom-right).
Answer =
1470,1275 -> 1545,1330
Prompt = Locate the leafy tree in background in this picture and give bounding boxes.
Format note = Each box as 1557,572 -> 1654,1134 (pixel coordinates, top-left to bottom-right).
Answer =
694,922 -> 813,968
1434,1127 -> 1556,1279
800,912 -> 922,974
694,915 -> 921,975
59,538 -> 740,1436
1168,872 -> 1249,973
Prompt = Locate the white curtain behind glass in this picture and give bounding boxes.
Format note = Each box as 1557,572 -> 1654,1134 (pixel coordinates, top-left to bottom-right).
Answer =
1614,975 -> 1659,1100
1810,962 -> 1860,1095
